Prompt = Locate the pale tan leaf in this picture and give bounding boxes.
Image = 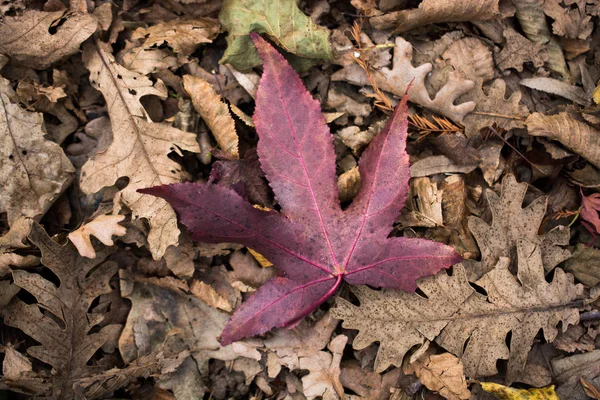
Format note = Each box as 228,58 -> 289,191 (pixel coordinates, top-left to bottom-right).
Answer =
184,75 -> 239,159
332,36 -> 475,122
520,77 -> 591,105
0,78 -> 74,226
68,215 -> 127,258
338,166 -> 360,203
299,334 -> 347,400
81,42 -> 200,259
370,0 -> 499,32
2,345 -> 32,381
442,37 -> 495,84
0,10 -> 97,69
0,217 -> 32,249
526,112 -> 600,168
190,280 -> 232,312
405,352 -> 471,400
410,155 -> 478,178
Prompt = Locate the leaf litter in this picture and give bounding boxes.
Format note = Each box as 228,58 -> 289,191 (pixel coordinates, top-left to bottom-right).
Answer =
1,0 -> 600,399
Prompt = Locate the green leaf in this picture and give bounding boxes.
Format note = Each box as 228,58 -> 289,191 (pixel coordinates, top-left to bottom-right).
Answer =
219,0 -> 333,71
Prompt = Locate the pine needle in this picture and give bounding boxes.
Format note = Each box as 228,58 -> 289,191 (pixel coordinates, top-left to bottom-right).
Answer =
408,114 -> 463,140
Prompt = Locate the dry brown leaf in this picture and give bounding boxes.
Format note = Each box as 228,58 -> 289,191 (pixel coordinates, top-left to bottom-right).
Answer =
3,223 -> 121,399
520,77 -> 591,105
81,42 -> 200,259
332,36 -> 475,122
410,155 -> 478,178
338,166 -> 360,203
68,215 -> 127,258
0,10 -> 97,69
229,250 -> 277,288
0,217 -> 32,249
552,350 -> 600,399
190,280 -> 232,312
131,18 -> 220,56
339,361 -> 402,400
526,112 -> 600,168
544,0 -> 593,40
553,324 -> 598,353
468,174 -> 571,279
461,79 -> 529,138
183,75 -> 239,159
397,177 -> 444,228
370,0 -> 500,32
333,239 -> 584,383
561,244 -> 600,287
442,37 -> 495,84
2,345 -> 32,381
0,78 -> 74,226
405,351 -> 471,400
495,27 -> 548,72
299,334 -> 347,400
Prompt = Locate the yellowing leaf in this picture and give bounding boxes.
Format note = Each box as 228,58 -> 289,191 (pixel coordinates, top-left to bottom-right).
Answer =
183,75 -> 239,159
593,84 -> 600,104
480,382 -> 559,400
247,248 -> 273,267
68,215 -> 127,259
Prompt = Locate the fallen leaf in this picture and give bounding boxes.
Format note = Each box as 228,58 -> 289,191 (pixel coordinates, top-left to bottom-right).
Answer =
561,244 -> 600,286
0,10 -> 97,69
1,344 -> 32,381
405,352 -> 471,400
68,215 -> 127,258
544,0 -> 593,40
553,324 -> 598,353
0,78 -> 74,226
337,166 -> 361,203
332,36 -> 475,122
481,382 -> 559,400
340,361 -> 403,400
580,190 -> 600,235
190,280 -> 232,312
581,377 -> 600,399
495,27 -> 548,72
553,350 -> 600,400
299,334 -> 347,400
370,0 -> 500,32
520,77 -> 591,105
81,42 -> 200,259
219,0 -> 333,71
141,34 -> 459,344
184,75 -> 238,159
527,112 -> 600,168
3,222 -> 121,399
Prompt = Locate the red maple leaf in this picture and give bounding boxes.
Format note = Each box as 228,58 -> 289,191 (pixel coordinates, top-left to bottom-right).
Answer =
140,33 -> 460,345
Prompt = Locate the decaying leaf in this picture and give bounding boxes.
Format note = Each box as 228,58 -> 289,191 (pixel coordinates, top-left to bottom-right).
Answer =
81,42 -> 200,260
332,36 -> 475,122
183,75 -> 239,159
480,382 -> 559,400
0,78 -> 74,226
370,0 -> 500,32
527,112 -> 600,169
299,334 -> 347,400
405,351 -> 471,400
68,215 -> 127,258
3,223 -> 121,399
219,0 -> 333,70
0,10 -> 97,69
333,241 -> 584,382
543,0 -> 593,40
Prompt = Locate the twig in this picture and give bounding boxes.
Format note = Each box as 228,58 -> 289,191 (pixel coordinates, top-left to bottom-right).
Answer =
487,126 -> 545,175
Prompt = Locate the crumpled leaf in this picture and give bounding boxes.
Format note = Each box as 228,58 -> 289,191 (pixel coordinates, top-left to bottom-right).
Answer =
495,27 -> 548,72
526,112 -> 600,168
543,0 -> 592,40
183,75 -> 239,159
0,10 -> 97,69
0,77 -> 74,226
299,334 -> 347,400
3,222 -> 121,399
333,241 -> 584,382
481,382 -> 559,400
219,0 -> 333,71
405,351 -> 471,400
141,34 -> 459,345
68,215 -> 127,258
332,36 -> 475,122
370,0 -> 500,32
468,174 -> 571,278
81,42 -> 200,260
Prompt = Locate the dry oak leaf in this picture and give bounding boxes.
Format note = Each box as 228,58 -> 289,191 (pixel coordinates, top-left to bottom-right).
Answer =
141,33 -> 460,344
299,334 -> 347,400
3,222 -> 121,399
461,79 -> 529,138
495,27 -> 548,72
183,75 -> 239,159
333,240 -> 584,383
81,42 -> 200,260
331,36 -> 475,122
68,214 -> 127,258
131,18 -> 220,56
467,174 -> 571,279
405,352 -> 471,400
0,78 -> 74,226
370,0 -> 500,32
526,112 -> 600,169
0,10 -> 97,69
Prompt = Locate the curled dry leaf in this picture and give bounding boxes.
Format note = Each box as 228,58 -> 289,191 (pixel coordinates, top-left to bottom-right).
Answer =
190,280 -> 233,312
0,10 -> 97,69
527,112 -> 600,168
3,223 -> 121,399
81,42 -> 200,260
183,75 -> 239,159
405,351 -> 471,400
333,241 -> 584,383
68,215 -> 127,258
299,334 -> 347,400
370,0 -> 500,32
337,166 -> 360,203
0,78 -> 74,226
332,36 -> 475,122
